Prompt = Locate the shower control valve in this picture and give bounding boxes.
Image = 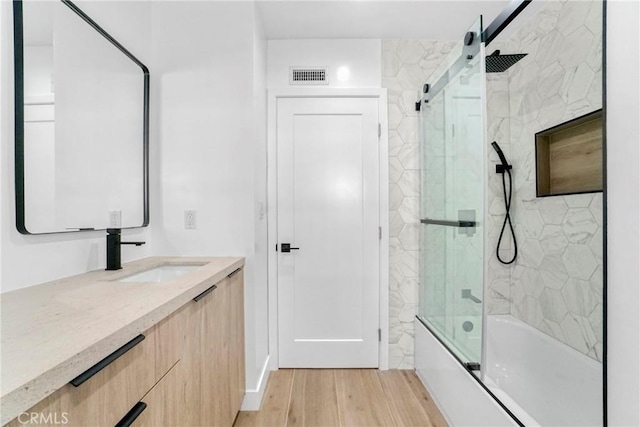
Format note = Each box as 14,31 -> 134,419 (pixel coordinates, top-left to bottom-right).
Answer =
495,164 -> 513,174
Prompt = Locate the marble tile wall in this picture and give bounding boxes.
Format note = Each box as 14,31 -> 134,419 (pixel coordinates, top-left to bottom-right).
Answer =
486,0 -> 604,361
486,41 -> 515,316
382,40 -> 456,369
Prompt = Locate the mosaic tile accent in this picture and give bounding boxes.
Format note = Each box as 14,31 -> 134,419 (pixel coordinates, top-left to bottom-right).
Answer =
382,40 -> 456,369
486,0 -> 604,361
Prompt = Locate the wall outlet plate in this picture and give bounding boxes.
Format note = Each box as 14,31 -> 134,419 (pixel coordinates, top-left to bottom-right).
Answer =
184,210 -> 197,229
109,210 -> 122,227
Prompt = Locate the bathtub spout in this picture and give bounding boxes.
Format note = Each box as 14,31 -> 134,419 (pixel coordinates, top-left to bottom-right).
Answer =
462,289 -> 482,303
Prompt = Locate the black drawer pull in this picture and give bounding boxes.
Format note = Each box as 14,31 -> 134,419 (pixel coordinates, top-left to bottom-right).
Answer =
70,334 -> 145,387
227,267 -> 242,278
193,284 -> 217,302
115,402 -> 147,427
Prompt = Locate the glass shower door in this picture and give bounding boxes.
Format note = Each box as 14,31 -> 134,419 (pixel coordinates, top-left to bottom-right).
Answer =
419,17 -> 485,367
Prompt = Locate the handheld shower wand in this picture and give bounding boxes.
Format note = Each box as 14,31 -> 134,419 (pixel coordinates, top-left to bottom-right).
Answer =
491,141 -> 512,173
492,141 -> 517,264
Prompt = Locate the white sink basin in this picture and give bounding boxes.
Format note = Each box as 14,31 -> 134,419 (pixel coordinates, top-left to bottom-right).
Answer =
115,265 -> 203,283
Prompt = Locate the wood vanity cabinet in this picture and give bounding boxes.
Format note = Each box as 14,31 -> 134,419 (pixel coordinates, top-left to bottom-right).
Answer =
6,328 -> 158,427
181,267 -> 246,427
228,269 -> 246,418
6,268 -> 245,427
134,361 -> 182,426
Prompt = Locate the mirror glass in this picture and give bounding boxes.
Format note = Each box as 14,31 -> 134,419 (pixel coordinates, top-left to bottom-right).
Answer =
16,0 -> 148,234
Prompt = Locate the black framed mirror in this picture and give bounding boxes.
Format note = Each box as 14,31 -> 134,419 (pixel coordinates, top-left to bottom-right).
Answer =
13,0 -> 149,234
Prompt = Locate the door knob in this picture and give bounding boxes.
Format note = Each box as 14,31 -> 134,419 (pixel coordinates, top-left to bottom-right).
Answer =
280,243 -> 299,253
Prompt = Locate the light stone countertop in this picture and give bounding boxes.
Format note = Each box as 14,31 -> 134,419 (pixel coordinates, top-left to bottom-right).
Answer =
0,256 -> 244,425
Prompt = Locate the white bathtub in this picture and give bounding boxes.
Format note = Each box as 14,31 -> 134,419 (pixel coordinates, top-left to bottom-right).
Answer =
415,317 -> 516,426
484,315 -> 603,427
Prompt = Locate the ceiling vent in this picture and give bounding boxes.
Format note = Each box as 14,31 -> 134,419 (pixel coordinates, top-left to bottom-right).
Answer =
289,67 -> 329,85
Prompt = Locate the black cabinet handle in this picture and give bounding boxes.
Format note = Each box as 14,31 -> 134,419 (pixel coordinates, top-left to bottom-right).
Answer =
227,267 -> 242,278
193,284 -> 217,302
70,334 -> 145,387
115,402 -> 147,427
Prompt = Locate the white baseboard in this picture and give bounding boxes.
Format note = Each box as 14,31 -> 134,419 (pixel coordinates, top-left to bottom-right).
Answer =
240,355 -> 271,411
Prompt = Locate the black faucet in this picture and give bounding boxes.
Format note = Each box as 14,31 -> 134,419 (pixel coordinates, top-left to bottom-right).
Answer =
106,228 -> 146,270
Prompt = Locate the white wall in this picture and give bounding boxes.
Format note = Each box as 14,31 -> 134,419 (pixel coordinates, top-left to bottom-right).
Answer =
0,1 -> 152,293
0,0 -> 5,286
606,1 -> 640,425
267,39 -> 381,88
23,46 -> 53,96
250,2 -> 271,406
148,1 -> 269,407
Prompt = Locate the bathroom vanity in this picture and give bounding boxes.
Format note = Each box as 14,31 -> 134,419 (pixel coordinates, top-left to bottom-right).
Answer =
0,257 -> 245,426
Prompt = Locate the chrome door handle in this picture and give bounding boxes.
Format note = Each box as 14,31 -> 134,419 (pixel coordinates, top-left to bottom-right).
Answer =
280,243 -> 299,253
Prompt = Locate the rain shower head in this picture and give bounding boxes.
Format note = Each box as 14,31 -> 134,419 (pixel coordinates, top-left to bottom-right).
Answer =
485,50 -> 528,73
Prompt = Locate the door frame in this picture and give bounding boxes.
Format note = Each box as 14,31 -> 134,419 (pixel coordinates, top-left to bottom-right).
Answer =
267,88 -> 389,371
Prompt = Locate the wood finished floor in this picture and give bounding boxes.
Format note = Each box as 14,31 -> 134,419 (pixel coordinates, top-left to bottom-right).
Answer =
233,369 -> 448,427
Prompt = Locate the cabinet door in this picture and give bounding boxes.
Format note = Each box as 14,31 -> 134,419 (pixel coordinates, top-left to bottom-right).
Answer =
228,269 -> 245,418
177,300 -> 202,426
7,329 -> 156,427
154,304 -> 186,381
132,361 -> 182,426
201,277 -> 233,426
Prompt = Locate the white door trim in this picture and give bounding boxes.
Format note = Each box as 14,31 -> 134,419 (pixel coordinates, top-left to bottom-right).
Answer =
267,87 -> 389,371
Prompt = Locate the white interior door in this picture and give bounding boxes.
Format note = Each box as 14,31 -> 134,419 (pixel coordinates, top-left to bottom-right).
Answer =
277,97 -> 380,368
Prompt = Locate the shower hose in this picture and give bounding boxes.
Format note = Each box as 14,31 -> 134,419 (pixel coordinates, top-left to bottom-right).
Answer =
496,168 -> 518,264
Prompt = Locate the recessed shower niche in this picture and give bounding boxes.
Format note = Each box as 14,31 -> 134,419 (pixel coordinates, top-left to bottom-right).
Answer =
536,109 -> 603,197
